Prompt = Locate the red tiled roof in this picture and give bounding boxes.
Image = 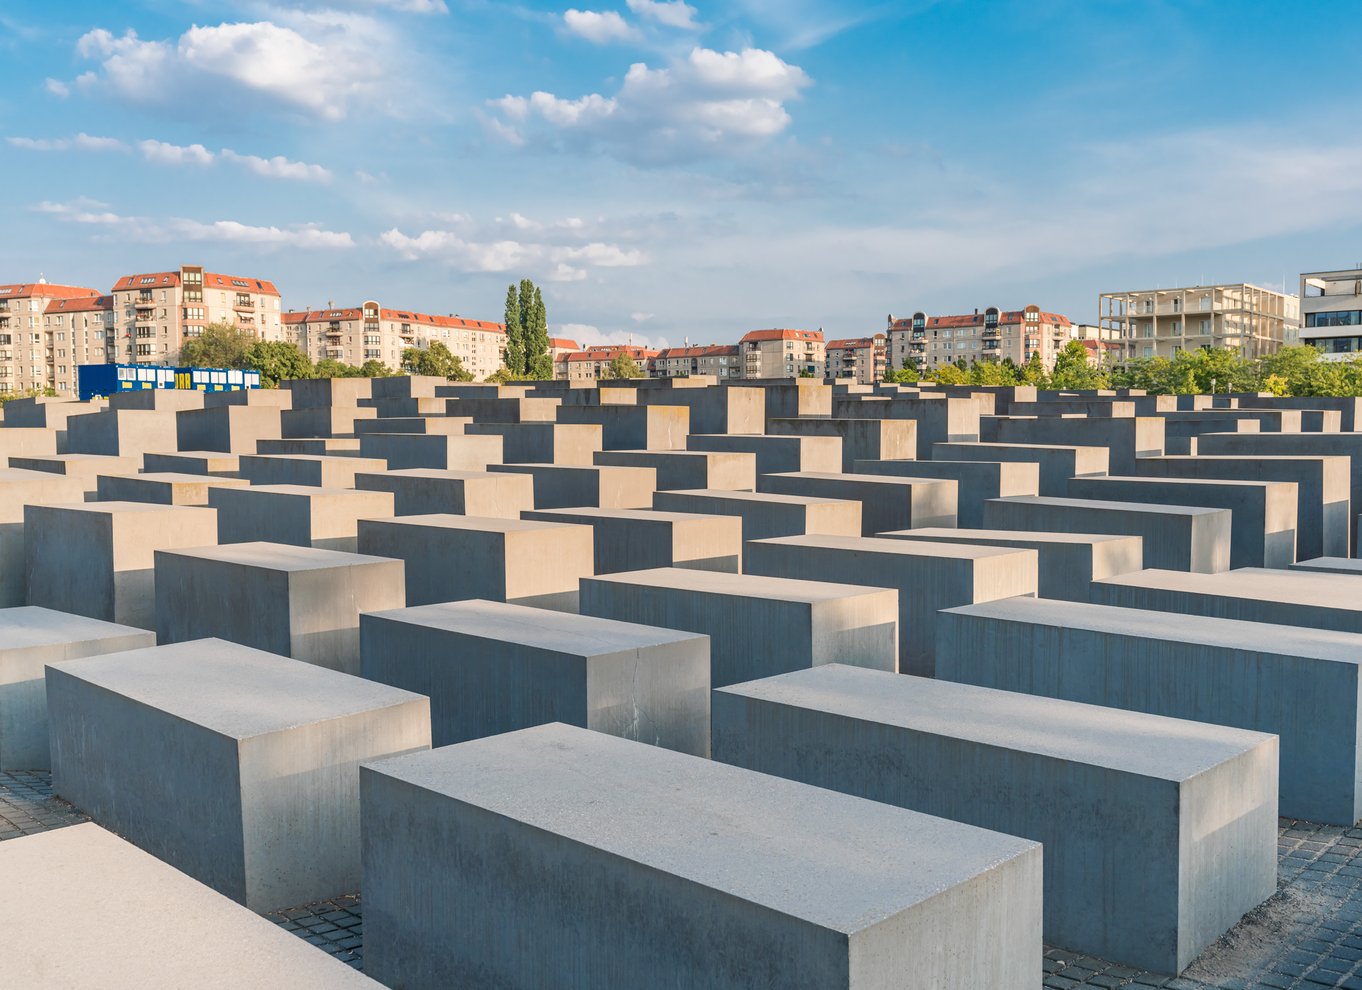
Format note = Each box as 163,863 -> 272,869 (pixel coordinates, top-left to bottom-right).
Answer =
656,344 -> 739,359
739,328 -> 824,344
112,270 -> 281,296
0,282 -> 101,300
283,306 -> 505,335
47,294 -> 113,313
548,337 -> 580,350
826,335 -> 885,350
892,310 -> 1073,330
564,346 -> 656,362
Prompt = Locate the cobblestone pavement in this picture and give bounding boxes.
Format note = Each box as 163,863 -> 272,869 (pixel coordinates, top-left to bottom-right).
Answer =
7,771 -> 1362,987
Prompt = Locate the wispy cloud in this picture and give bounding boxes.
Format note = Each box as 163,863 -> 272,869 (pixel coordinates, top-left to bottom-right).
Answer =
37,199 -> 354,249
7,133 -> 125,152
220,149 -> 332,182
626,0 -> 698,30
139,139 -> 213,165
563,9 -> 638,44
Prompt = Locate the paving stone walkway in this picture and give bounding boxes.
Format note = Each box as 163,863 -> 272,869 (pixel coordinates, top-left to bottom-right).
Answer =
6,771 -> 1362,987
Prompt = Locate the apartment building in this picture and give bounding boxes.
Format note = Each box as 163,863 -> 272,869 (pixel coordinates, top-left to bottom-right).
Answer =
738,328 -> 825,379
652,344 -> 742,379
0,280 -> 111,396
1098,283 -> 1298,361
558,345 -> 657,382
111,266 -> 283,365
1299,268 -> 1362,360
549,337 -> 580,364
888,306 -> 1074,371
825,334 -> 887,383
284,302 -> 506,380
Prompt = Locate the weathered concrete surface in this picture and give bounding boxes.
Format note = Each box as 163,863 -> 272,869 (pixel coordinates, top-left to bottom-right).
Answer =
879,527 -> 1143,602
280,405 -> 378,439
580,567 -> 897,686
556,403 -> 690,450
209,484 -> 394,552
66,408 -> 178,458
142,450 -> 241,477
283,376 -> 373,408
936,596 -> 1362,824
464,422 -> 602,465
983,495 -> 1232,573
854,458 -> 1039,527
358,513 -> 594,609
712,664 -> 1277,974
594,449 -> 756,491
156,542 -> 406,674
352,416 -> 471,436
354,467 -> 535,518
239,453 -> 389,489
8,453 -> 140,494
358,431 -> 501,471
489,462 -> 658,509
25,501 -> 218,630
361,599 -> 710,755
96,471 -> 249,506
48,638 -> 430,910
932,440 -> 1110,497
0,468 -> 86,607
1066,475 -> 1299,569
258,437 -> 362,457
833,395 -> 981,458
1290,557 -> 1362,576
1,824 -> 383,988
653,488 -> 862,542
687,432 -> 842,475
0,606 -> 154,771
982,416 -> 1163,474
768,417 -> 917,472
637,386 -> 765,435
0,426 -> 59,460
759,471 -> 957,535
744,534 -> 1037,676
523,507 -> 742,575
360,723 -> 1042,990
176,405 -> 282,454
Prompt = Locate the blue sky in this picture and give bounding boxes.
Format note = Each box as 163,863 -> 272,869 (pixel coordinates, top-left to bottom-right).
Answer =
2,0 -> 1360,349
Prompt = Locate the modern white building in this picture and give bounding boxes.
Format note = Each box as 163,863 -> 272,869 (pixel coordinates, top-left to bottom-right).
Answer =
1098,283 -> 1299,361
1300,268 -> 1362,361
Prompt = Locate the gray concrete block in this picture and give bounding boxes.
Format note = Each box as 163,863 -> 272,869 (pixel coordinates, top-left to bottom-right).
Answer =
768,416 -> 917,472
25,501 -> 218,630
687,432 -> 842,474
67,408 -> 178,458
95,471 -> 250,506
594,448 -> 756,491
489,462 -> 657,509
1066,476 -> 1299,569
370,375 -> 446,400
0,606 -> 154,770
523,507 -> 742,575
1290,557 -> 1362,576
1,824 -> 382,988
652,488 -> 862,542
239,453 -> 389,489
142,450 -> 241,477
257,436 -> 363,457
983,495 -> 1232,573
447,395 -> 561,423
354,467 -> 535,517
1133,454 -> 1350,560
740,379 -> 831,424
361,599 -> 710,755
283,376 -> 373,408
983,416 -> 1163,474
0,468 -> 87,607
7,453 -> 140,494
175,405 -> 282,454
357,514 -> 593,609
936,596 -> 1362,824
280,405 -> 377,438
713,664 -> 1277,973
556,403 -> 690,449
932,440 -> 1110,497
879,526 -> 1143,601
360,723 -> 1042,990
208,484 -> 394,551
834,395 -> 981,457
637,386 -> 765,434
156,542 -> 406,674
0,426 -> 59,459
358,431 -> 501,471
580,567 -> 897,686
203,387 -> 293,409
464,422 -> 602,465
47,638 -> 430,910
108,389 -> 204,412
854,458 -> 1039,527
758,471 -> 958,534
352,415 -> 471,436
744,534 -> 1037,676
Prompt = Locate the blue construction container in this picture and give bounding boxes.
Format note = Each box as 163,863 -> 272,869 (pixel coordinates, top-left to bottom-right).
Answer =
77,363 -> 261,402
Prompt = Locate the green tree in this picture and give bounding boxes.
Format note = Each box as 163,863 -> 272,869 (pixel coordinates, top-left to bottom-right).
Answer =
968,360 -> 1020,386
0,386 -> 57,405
242,340 -> 313,388
401,341 -> 473,381
503,284 -> 524,377
502,279 -> 551,379
179,322 -> 255,368
1048,340 -> 1110,390
314,358 -> 364,378
483,366 -> 516,384
1019,350 -> 1048,386
527,285 -> 552,378
927,363 -> 970,385
602,353 -> 643,380
358,360 -> 396,378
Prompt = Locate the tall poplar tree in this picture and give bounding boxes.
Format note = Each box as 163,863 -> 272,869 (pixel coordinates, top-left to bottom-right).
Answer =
503,283 -> 524,377
528,285 -> 552,378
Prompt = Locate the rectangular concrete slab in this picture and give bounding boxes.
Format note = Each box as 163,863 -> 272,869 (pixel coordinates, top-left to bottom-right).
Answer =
208,484 -> 395,551
932,440 -> 1110,497
712,664 -> 1277,974
47,638 -> 430,911
8,453 -> 141,493
361,599 -> 710,755
580,567 -> 897,686
768,417 -> 917,471
687,433 -> 842,474
176,405 -> 282,454
653,488 -> 862,542
155,542 -> 407,674
360,723 -> 1042,990
464,422 -> 602,465
142,450 -> 241,477
354,468 -> 535,517
594,448 -> 757,491
936,596 -> 1362,824
358,432 -> 502,471
759,471 -> 958,535
1,824 -> 382,989
556,403 -> 689,450
239,453 -> 389,489
489,462 -> 657,509
523,506 -> 742,575
95,471 -> 250,506
854,458 -> 1039,527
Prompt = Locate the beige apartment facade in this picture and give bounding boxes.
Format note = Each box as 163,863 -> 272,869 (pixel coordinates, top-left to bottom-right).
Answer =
559,345 -> 657,381
1300,268 -> 1362,360
652,344 -> 742,379
1098,283 -> 1299,361
0,281 -> 114,396
284,303 -> 506,380
111,266 -> 283,365
739,328 -> 825,378
888,306 -> 1074,372
825,334 -> 887,383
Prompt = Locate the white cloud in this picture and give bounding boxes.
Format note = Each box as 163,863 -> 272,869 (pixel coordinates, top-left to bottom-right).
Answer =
69,17 -> 389,121
139,139 -> 213,165
563,9 -> 637,43
44,78 -> 70,97
8,133 -> 126,152
221,149 -> 331,182
37,198 -> 353,249
558,322 -> 673,349
626,0 -> 697,29
630,311 -> 654,322
488,47 -> 811,163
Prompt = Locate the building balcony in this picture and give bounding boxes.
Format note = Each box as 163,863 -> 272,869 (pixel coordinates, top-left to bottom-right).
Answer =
910,332 -> 926,341
982,328 -> 1000,339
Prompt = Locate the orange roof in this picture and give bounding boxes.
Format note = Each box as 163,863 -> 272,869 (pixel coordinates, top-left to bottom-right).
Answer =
826,335 -> 885,350
564,346 -> 656,362
283,306 -> 505,335
113,270 -> 281,296
739,328 -> 824,344
656,344 -> 738,359
0,282 -> 101,300
47,294 -> 114,313
549,337 -> 580,350
892,310 -> 1073,330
